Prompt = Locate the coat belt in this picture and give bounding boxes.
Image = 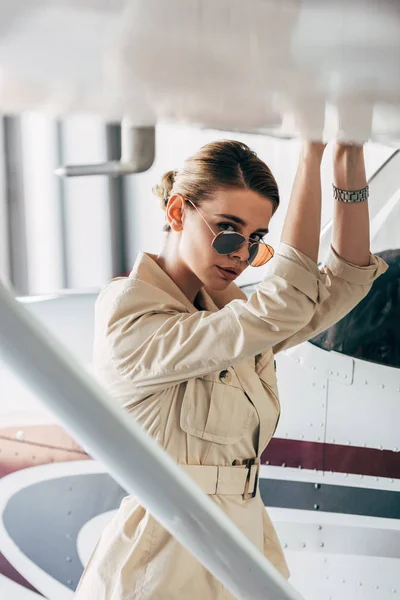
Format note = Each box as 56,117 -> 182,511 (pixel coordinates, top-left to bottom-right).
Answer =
180,460 -> 259,498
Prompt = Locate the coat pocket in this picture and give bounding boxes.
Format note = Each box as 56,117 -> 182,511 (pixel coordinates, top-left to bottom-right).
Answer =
180,371 -> 254,445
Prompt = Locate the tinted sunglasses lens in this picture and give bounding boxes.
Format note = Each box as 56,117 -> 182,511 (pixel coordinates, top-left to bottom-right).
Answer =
212,232 -> 245,255
248,243 -> 274,267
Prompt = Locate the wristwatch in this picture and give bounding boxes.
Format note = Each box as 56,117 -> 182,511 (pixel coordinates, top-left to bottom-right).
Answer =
333,184 -> 369,203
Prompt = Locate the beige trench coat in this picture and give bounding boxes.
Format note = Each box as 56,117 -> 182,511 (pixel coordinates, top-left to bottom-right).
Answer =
74,242 -> 387,600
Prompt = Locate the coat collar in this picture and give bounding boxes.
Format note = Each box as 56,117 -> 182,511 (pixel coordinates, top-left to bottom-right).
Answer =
129,252 -> 247,314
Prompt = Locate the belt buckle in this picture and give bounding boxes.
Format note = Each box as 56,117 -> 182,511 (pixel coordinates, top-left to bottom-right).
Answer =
233,457 -> 260,500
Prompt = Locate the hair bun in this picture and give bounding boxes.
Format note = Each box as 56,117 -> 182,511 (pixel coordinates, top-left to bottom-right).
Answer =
152,170 -> 176,209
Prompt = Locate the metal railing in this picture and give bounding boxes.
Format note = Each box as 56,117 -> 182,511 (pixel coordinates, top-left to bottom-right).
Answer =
0,280 -> 305,600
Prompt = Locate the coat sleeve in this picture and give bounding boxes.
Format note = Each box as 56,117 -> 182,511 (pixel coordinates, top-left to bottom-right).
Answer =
99,243 -> 386,393
272,243 -> 388,354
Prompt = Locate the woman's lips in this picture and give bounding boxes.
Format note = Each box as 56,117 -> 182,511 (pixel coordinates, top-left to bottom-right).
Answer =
216,266 -> 239,280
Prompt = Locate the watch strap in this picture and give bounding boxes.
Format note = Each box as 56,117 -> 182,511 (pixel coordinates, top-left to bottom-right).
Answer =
332,184 -> 369,203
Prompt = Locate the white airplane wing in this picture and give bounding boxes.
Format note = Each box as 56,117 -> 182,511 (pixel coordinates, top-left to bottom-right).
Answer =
0,0 -> 399,143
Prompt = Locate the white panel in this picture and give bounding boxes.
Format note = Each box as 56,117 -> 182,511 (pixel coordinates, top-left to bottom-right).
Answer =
274,350 -> 327,443
285,553 -> 400,600
269,509 -> 400,599
20,113 -> 64,294
326,357 -> 400,450
61,117 -> 113,289
277,522 -> 400,558
285,343 -> 355,385
0,576 -> 43,600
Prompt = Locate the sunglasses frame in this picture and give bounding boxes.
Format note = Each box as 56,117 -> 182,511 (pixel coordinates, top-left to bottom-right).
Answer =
185,197 -> 274,267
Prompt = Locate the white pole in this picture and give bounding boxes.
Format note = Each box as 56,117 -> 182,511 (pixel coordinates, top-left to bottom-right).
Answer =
0,281 -> 304,600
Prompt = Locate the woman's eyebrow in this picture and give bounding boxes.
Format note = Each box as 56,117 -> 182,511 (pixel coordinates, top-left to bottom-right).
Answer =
216,213 -> 269,234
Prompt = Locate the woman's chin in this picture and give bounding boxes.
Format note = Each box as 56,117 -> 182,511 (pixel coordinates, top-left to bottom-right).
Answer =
204,275 -> 233,291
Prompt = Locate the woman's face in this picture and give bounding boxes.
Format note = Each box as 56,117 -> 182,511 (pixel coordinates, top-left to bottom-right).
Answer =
175,188 -> 274,291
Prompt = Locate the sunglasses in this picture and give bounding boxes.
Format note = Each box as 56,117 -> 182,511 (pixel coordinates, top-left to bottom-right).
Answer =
186,198 -> 274,267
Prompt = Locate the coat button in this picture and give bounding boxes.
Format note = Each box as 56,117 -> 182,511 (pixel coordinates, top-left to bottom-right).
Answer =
219,369 -> 231,383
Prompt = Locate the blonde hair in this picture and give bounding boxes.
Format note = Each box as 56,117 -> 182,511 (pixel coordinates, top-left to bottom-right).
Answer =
153,140 -> 280,232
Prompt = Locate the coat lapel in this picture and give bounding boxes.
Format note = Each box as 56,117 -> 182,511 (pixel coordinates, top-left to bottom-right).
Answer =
129,252 -> 197,314
129,252 -> 247,314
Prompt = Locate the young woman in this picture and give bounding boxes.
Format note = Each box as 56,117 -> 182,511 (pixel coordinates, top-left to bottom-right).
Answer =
75,139 -> 387,599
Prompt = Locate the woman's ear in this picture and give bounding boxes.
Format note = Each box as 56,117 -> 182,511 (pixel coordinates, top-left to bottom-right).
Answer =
166,194 -> 185,232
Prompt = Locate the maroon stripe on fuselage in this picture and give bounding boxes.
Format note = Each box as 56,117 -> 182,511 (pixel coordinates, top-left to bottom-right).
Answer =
0,552 -> 43,596
262,438 -> 400,479
262,438 -> 324,470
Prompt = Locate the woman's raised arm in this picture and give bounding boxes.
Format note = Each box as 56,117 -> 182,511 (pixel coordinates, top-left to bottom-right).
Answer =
280,141 -> 326,262
272,142 -> 387,354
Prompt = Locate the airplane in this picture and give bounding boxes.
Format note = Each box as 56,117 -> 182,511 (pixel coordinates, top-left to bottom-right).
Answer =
0,1 -> 399,599
1,244 -> 398,600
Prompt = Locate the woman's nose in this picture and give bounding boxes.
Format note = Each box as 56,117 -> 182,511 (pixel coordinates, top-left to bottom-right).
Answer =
229,242 -> 250,263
